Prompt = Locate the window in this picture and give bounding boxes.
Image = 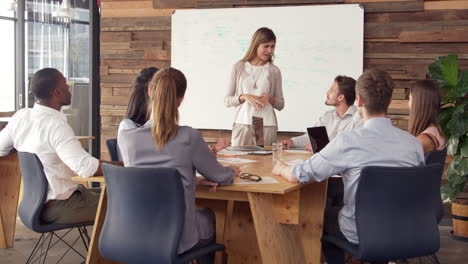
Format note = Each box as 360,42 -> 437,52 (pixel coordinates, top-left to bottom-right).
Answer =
24,0 -> 91,140
0,20 -> 15,112
0,1 -> 16,111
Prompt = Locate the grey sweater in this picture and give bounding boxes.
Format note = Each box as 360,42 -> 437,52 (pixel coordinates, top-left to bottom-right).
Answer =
118,123 -> 235,253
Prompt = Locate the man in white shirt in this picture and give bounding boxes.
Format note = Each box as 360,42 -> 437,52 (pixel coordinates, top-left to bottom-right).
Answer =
282,75 -> 363,151
273,69 -> 424,264
0,68 -> 106,225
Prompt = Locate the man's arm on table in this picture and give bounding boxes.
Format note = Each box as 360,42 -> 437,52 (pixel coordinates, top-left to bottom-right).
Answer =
0,124 -> 14,156
274,134 -> 347,184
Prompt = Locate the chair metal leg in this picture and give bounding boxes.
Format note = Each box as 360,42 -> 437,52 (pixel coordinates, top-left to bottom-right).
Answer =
30,230 -> 73,263
78,227 -> 89,251
82,226 -> 90,243
428,254 -> 441,264
54,232 -> 84,264
42,232 -> 54,264
26,228 -> 89,264
25,233 -> 45,264
51,228 -> 87,259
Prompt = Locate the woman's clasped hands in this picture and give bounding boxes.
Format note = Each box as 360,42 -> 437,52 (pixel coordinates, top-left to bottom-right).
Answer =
241,93 -> 273,110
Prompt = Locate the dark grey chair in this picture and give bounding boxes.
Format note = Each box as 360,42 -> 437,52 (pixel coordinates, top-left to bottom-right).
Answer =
425,149 -> 447,223
99,164 -> 225,264
322,164 -> 443,264
18,152 -> 92,264
105,138 -> 121,162
425,149 -> 447,167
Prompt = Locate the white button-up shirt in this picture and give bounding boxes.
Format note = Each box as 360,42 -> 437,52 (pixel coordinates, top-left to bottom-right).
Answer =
0,104 -> 99,201
292,105 -> 363,147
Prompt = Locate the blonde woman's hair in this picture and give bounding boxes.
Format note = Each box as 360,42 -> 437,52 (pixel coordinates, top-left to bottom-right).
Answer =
147,67 -> 187,150
240,27 -> 276,63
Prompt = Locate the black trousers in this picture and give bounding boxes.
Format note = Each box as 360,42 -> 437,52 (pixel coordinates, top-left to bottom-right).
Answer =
322,204 -> 348,264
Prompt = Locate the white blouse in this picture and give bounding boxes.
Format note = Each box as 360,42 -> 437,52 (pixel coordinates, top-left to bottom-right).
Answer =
235,62 -> 276,126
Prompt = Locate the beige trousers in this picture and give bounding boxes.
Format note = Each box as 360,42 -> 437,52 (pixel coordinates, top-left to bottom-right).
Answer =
231,123 -> 277,146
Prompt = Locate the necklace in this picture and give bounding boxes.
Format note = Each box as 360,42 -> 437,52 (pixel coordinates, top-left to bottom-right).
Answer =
250,63 -> 265,89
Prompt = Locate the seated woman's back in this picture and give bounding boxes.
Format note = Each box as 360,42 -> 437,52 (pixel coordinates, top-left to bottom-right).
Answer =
119,124 -> 233,185
118,67 -> 236,255
418,125 -> 446,153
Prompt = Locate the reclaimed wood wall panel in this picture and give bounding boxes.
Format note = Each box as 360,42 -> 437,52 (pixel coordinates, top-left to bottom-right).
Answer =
100,0 -> 468,159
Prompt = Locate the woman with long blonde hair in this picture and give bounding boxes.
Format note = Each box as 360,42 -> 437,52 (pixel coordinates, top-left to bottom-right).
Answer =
225,27 -> 284,146
118,67 -> 239,259
408,80 -> 446,153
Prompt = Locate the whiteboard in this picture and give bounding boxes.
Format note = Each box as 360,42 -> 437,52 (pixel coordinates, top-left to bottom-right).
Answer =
172,5 -> 363,132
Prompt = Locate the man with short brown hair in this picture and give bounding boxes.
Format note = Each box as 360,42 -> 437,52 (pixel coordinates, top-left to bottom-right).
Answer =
355,69 -> 394,115
273,69 -> 424,264
282,75 -> 363,150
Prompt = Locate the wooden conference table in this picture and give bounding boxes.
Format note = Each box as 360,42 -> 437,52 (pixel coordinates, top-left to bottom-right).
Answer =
74,152 -> 328,264
0,136 -> 94,249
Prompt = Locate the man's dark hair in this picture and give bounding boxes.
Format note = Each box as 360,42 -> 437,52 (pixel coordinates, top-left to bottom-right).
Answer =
31,68 -> 61,100
335,75 -> 356,106
356,69 -> 394,115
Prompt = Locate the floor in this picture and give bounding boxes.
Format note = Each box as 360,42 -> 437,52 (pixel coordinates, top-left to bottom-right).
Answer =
0,219 -> 467,264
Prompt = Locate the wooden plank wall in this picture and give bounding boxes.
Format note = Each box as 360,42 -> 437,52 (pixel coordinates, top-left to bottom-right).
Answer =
99,0 -> 468,159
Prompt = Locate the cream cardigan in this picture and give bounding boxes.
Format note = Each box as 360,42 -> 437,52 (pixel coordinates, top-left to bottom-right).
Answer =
224,61 -> 284,126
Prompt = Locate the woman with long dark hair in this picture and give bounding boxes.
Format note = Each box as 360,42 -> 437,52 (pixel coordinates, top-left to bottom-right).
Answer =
118,67 -> 158,132
408,80 -> 446,153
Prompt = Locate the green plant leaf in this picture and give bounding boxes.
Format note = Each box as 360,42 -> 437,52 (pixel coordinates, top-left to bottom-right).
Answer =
428,54 -> 459,91
447,137 -> 459,156
457,158 -> 468,177
461,137 -> 468,157
457,70 -> 468,97
446,115 -> 468,138
438,107 -> 454,138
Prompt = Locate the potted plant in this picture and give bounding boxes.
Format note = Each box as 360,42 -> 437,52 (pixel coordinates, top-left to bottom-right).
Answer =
428,54 -> 468,238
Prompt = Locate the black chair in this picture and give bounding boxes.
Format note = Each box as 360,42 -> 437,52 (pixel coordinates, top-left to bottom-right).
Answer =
425,149 -> 447,167
105,138 -> 121,162
322,164 -> 444,264
100,164 -> 225,264
425,149 -> 447,223
18,152 -> 92,264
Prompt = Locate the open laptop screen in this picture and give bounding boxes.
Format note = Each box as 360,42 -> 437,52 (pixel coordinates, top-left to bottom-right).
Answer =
306,126 -> 330,153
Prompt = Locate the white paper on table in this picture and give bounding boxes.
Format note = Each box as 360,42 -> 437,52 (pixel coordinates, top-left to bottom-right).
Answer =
283,149 -> 312,154
217,150 -> 248,156
217,157 -> 258,164
285,159 -> 304,166
234,176 -> 279,185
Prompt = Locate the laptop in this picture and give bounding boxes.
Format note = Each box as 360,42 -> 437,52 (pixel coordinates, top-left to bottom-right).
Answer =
306,126 -> 330,153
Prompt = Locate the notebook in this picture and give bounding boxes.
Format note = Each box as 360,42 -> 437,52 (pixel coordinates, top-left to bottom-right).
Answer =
306,126 -> 330,153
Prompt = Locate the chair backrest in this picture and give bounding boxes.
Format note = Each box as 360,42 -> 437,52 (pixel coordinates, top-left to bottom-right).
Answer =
99,164 -> 185,264
355,164 -> 443,262
105,138 -> 121,162
425,149 -> 447,223
425,149 -> 447,166
17,152 -> 49,232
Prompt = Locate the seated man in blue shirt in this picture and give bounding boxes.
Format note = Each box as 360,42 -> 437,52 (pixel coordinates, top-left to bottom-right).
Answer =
273,68 -> 424,264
